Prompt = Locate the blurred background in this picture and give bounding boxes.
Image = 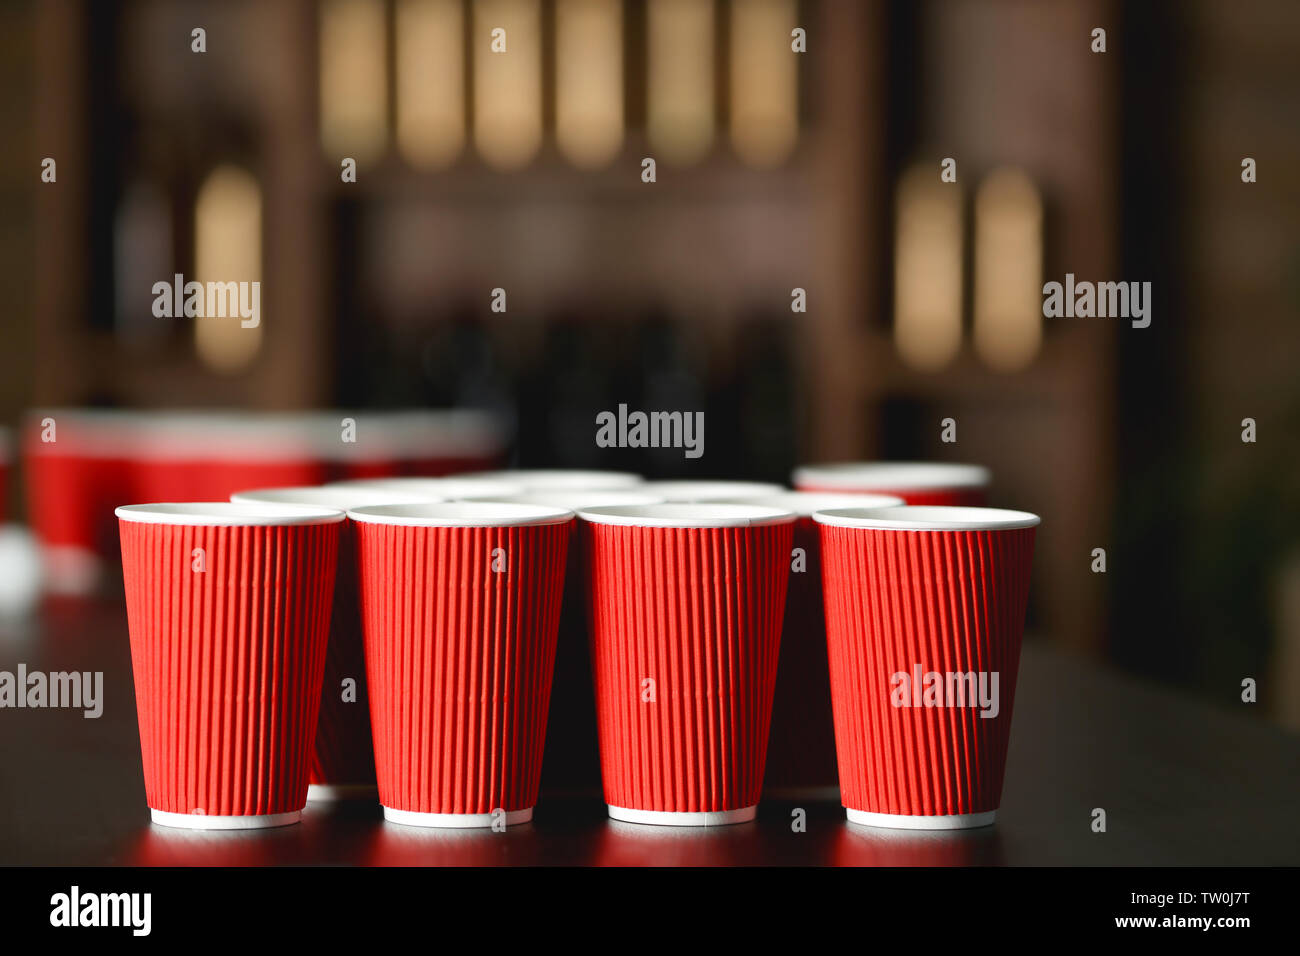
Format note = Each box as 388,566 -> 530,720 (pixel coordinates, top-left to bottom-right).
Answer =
0,0 -> 1296,726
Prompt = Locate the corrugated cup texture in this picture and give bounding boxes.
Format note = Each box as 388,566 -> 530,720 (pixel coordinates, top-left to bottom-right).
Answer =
763,516 -> 838,790
586,521 -> 793,814
355,521 -> 571,815
119,520 -> 339,817
311,518 -> 376,787
820,524 -> 1035,818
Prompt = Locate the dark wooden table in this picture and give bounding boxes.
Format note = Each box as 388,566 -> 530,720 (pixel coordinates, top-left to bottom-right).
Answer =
2,596 -> 1296,866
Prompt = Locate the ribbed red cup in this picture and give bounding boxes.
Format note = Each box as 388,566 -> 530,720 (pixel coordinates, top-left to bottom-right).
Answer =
117,501 -> 344,829
793,462 -> 990,506
815,505 -> 1039,829
230,485 -> 436,801
581,503 -> 796,826
699,492 -> 904,794
350,502 -> 573,828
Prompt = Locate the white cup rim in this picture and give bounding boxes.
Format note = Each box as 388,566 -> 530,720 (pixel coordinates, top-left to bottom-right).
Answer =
115,502 -> 346,526
793,462 -> 991,490
699,492 -> 905,516
323,478 -> 524,500
347,502 -> 574,527
454,469 -> 644,490
230,486 -> 440,510
637,480 -> 786,502
462,490 -> 667,509
812,506 -> 1040,531
578,503 -> 797,528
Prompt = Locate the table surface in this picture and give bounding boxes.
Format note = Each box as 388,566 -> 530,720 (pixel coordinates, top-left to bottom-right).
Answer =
2,596 -> 1297,866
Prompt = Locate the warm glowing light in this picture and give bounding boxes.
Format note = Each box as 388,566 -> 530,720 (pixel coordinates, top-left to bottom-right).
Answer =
647,0 -> 714,166
473,0 -> 543,170
730,0 -> 797,167
396,0 -> 465,169
556,0 -> 624,169
319,0 -> 388,165
974,168 -> 1043,371
894,164 -> 963,371
194,166 -> 262,373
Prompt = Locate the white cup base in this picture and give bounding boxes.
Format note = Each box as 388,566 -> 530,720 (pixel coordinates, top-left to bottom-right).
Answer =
382,806 -> 533,829
307,783 -> 378,802
845,808 -> 997,830
149,808 -> 303,830
607,805 -> 757,827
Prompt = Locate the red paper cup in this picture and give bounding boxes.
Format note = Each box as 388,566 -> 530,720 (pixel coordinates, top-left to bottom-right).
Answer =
699,492 -> 904,793
638,480 -> 784,502
793,462 -> 990,506
24,410 -> 138,594
230,485 -> 437,802
298,409 -> 504,481
456,469 -> 644,492
130,413 -> 327,503
349,501 -> 573,828
250,411 -> 403,483
117,502 -> 345,829
386,409 -> 509,476
580,503 -> 796,826
815,505 -> 1039,829
319,411 -> 405,481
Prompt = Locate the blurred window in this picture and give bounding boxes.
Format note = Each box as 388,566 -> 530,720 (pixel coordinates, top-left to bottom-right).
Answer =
894,163 -> 963,370
473,0 -> 543,169
730,0 -> 798,167
647,0 -> 715,166
194,166 -> 263,373
974,167 -> 1043,371
319,0 -> 389,164
556,0 -> 625,169
397,0 -> 466,169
